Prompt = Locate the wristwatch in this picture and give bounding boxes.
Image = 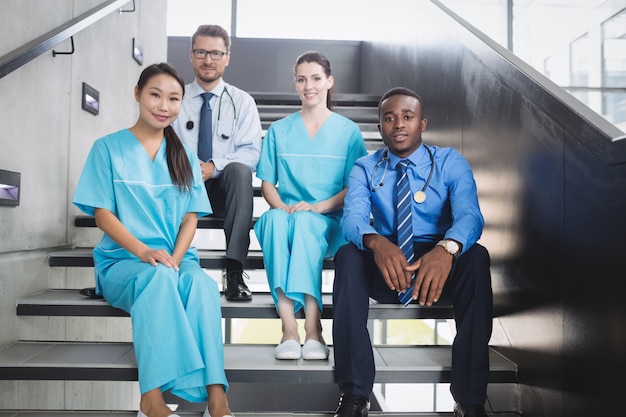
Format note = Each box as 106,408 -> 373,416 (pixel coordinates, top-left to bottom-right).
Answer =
436,239 -> 461,256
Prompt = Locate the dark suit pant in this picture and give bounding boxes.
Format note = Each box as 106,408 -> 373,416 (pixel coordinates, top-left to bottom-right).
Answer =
332,242 -> 493,405
205,162 -> 253,266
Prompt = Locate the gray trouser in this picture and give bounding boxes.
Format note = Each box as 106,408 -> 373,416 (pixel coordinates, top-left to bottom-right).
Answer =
205,162 -> 253,266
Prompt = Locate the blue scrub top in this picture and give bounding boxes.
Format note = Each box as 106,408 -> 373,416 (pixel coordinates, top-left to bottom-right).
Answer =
73,129 -> 212,291
257,112 -> 367,215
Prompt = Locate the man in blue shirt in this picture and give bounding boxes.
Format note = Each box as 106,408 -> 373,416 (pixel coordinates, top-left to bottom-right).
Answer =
173,25 -> 262,302
332,87 -> 493,417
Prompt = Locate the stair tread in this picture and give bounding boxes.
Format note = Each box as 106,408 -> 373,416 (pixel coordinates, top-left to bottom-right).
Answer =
16,289 -> 456,320
0,412 -> 521,416
74,215 -> 259,229
258,105 -> 378,123
47,248 -> 335,270
251,91 -> 381,107
0,342 -> 517,384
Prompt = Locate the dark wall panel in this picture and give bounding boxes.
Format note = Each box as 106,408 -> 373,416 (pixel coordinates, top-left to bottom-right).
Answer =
359,35 -> 466,150
168,37 -> 362,94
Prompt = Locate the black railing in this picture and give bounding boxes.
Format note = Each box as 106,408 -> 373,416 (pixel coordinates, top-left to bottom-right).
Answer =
0,0 -> 130,79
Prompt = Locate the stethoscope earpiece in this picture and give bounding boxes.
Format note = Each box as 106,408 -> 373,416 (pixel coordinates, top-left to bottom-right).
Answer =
186,120 -> 194,130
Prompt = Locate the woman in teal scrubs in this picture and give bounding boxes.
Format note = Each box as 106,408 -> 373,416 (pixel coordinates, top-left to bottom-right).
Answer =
254,52 -> 367,361
73,63 -> 233,417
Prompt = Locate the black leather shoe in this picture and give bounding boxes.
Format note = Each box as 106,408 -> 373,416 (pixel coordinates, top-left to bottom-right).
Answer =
334,394 -> 369,417
224,271 -> 252,302
454,402 -> 488,417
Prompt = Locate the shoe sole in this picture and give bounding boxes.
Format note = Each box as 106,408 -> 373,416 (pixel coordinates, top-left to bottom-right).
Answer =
302,353 -> 329,360
224,291 -> 253,302
275,352 -> 301,360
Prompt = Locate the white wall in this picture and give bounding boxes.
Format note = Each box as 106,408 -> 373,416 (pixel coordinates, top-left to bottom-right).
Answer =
0,0 -> 167,409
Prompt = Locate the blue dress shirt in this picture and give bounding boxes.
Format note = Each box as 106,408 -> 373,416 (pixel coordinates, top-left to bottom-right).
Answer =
341,143 -> 484,256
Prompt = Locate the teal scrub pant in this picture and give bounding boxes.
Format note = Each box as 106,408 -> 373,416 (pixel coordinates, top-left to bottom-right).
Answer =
98,257 -> 227,403
254,209 -> 343,313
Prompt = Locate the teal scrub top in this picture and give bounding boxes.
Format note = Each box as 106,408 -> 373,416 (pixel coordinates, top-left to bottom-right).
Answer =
73,129 -> 212,291
257,112 -> 367,215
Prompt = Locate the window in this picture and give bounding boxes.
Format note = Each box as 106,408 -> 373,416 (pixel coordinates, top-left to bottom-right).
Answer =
235,0 -> 403,40
167,0 -> 232,36
570,33 -> 590,106
602,9 -> 626,127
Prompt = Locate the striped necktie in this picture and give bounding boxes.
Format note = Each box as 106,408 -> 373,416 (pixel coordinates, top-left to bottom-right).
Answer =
198,92 -> 214,162
396,159 -> 415,306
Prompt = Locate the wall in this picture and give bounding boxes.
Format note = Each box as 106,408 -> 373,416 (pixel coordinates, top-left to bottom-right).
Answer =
168,36 -> 362,94
0,0 -> 167,409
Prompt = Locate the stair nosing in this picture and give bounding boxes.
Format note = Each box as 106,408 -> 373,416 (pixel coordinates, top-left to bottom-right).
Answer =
47,248 -> 330,270
17,289 -> 456,320
0,341 -> 517,384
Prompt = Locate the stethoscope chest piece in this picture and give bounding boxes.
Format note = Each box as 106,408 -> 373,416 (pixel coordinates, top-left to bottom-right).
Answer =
371,146 -> 435,203
414,190 -> 427,203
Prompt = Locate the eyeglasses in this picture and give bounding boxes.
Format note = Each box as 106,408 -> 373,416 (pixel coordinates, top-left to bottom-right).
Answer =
192,49 -> 229,60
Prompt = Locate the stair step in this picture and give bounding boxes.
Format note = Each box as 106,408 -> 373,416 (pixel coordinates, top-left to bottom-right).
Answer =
47,248 -> 335,270
0,412 -> 521,417
258,105 -> 378,124
74,215 -> 259,229
0,342 -> 517,384
252,92 -> 381,107
0,412 -> 522,416
16,289 -> 456,320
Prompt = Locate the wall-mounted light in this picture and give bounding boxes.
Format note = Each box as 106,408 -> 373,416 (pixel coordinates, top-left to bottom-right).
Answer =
81,82 -> 100,116
0,169 -> 20,207
132,38 -> 144,65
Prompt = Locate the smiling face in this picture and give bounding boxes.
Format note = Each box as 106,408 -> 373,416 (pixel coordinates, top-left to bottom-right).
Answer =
190,35 -> 230,90
378,94 -> 428,158
294,61 -> 334,109
134,73 -> 183,131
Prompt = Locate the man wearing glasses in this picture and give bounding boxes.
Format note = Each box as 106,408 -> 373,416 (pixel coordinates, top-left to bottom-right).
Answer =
173,24 -> 262,302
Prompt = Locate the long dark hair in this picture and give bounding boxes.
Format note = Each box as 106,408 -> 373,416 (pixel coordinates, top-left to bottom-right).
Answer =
136,63 -> 193,192
294,51 -> 335,111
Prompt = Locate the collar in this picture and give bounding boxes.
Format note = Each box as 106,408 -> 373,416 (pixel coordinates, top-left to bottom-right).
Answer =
387,143 -> 430,170
189,79 -> 228,100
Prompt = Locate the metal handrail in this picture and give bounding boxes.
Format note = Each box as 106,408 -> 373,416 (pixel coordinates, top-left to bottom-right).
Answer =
0,0 -> 130,79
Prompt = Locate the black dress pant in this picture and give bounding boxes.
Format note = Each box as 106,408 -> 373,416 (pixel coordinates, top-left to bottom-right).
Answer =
205,162 -> 253,266
332,241 -> 493,405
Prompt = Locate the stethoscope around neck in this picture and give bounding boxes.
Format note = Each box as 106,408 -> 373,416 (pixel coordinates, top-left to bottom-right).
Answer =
185,86 -> 237,139
371,145 -> 435,204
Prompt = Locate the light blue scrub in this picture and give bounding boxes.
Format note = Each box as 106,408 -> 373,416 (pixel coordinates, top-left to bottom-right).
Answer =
254,112 -> 367,313
73,129 -> 226,402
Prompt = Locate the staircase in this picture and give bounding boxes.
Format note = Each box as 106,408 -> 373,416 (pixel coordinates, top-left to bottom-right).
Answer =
0,93 -> 519,416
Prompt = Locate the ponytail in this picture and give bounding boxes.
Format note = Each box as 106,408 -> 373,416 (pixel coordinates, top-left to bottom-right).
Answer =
165,125 -> 193,192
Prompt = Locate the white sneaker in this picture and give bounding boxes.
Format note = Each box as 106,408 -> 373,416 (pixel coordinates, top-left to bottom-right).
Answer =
275,339 -> 302,359
203,406 -> 235,417
302,339 -> 330,360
